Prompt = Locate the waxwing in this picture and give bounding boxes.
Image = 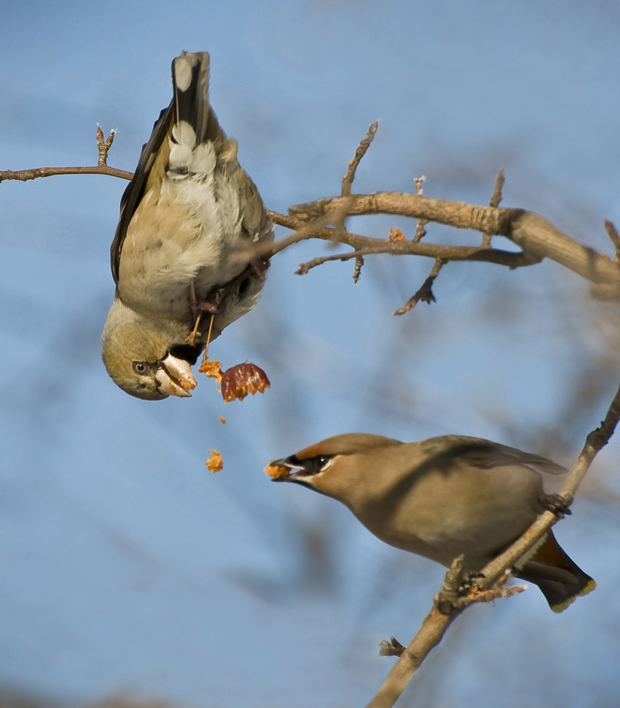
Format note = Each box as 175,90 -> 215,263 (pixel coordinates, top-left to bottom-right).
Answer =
272,433 -> 595,612
102,51 -> 273,400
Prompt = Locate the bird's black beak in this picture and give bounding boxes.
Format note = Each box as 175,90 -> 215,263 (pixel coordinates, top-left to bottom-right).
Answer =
268,456 -> 305,482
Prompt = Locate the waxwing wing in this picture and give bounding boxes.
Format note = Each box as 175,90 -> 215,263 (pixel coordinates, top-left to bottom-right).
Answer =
102,51 -> 273,400
272,433 -> 595,612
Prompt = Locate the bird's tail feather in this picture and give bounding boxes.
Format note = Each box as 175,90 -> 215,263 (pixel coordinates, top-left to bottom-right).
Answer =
518,531 -> 595,612
171,52 -> 226,161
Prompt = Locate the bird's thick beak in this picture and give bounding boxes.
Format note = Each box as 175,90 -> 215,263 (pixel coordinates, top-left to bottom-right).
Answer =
269,457 -> 306,482
157,354 -> 197,398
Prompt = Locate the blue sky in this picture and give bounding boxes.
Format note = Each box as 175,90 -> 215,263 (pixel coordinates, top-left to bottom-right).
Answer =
2,2 -> 620,706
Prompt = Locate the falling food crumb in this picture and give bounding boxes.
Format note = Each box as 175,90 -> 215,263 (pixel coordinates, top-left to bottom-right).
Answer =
218,416 -> 226,424
199,358 -> 223,383
221,363 -> 270,402
264,461 -> 290,479
206,449 -> 223,473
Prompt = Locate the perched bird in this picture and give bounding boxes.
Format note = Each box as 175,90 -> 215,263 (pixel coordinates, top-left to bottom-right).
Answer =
102,51 -> 273,400
271,433 -> 595,612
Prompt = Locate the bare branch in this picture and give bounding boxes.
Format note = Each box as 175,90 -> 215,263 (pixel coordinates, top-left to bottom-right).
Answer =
0,165 -> 134,183
4,148 -> 619,300
341,121 -> 379,196
393,259 -> 445,316
288,194 -> 620,297
296,248 -> 376,275
267,211 -> 541,269
1,126 -> 131,184
325,121 -> 379,245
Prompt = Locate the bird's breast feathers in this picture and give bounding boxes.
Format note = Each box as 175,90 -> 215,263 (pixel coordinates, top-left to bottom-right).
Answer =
117,169 -> 256,315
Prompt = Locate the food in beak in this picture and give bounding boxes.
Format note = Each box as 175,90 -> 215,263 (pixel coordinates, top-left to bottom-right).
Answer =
157,354 -> 197,397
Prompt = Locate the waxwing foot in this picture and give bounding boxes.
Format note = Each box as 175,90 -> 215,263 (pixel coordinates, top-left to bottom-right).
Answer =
539,493 -> 572,517
459,571 -> 485,592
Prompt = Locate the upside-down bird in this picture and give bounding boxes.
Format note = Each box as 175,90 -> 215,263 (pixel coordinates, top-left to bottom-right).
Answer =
102,51 -> 273,400
271,433 -> 595,612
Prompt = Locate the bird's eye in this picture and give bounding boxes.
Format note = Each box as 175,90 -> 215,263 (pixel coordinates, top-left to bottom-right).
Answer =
133,362 -> 148,374
315,455 -> 333,471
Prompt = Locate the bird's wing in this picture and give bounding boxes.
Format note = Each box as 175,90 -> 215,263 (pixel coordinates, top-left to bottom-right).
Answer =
421,436 -> 567,476
111,52 -> 231,286
110,103 -> 175,284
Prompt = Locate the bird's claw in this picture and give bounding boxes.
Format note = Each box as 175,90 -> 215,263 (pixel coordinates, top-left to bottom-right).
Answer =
539,493 -> 572,517
459,571 -> 485,592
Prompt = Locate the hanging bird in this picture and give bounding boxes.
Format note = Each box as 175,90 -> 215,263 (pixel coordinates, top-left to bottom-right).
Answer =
270,433 -> 595,612
102,51 -> 273,400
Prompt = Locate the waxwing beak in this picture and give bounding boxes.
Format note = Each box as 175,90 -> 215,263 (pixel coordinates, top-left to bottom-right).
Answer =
156,354 -> 197,398
269,456 -> 307,482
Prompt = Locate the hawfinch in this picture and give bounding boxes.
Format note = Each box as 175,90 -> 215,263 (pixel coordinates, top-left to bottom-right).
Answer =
272,433 -> 595,612
102,51 -> 273,400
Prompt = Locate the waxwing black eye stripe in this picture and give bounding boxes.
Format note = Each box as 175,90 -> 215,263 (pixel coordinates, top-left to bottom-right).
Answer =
294,454 -> 334,475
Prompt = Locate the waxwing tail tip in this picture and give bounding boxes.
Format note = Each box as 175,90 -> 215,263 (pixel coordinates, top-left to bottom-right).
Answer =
549,576 -> 596,613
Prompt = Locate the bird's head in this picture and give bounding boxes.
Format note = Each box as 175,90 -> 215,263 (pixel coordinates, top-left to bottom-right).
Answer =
102,298 -> 199,400
270,433 -> 402,499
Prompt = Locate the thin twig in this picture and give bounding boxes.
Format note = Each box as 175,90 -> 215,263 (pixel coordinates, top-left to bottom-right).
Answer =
341,120 -> 379,196
96,126 -> 117,166
412,176 -> 427,241
393,259 -> 445,316
481,169 -> 505,247
604,220 -> 620,263
329,121 -> 379,244
413,219 -> 428,243
296,248 -> 378,275
489,169 -> 505,208
366,376 -> 620,708
353,255 -> 364,283
0,165 -> 134,183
